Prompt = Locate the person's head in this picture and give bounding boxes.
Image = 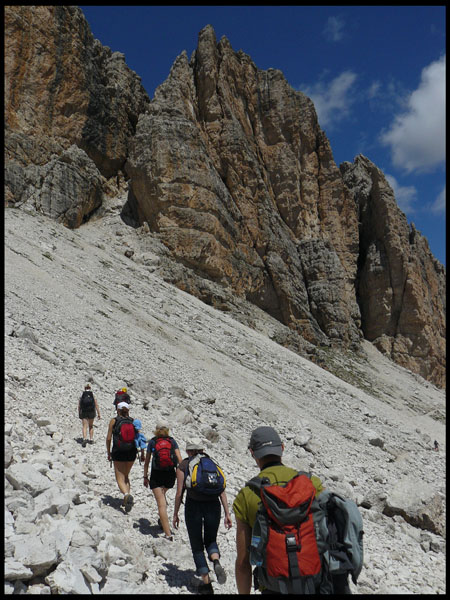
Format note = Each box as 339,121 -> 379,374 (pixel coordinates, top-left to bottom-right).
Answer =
248,426 -> 284,466
85,384 -> 91,390
133,419 -> 142,431
117,402 -> 130,417
154,422 -> 169,438
186,438 -> 204,456
122,387 -> 127,393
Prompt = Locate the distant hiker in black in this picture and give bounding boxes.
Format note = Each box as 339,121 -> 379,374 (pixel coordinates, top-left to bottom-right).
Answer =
143,422 -> 182,540
106,402 -> 137,512
78,384 -> 101,447
434,440 -> 439,451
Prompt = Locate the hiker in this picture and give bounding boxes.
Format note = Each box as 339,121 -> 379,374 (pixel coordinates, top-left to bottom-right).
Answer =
78,384 -> 101,447
434,440 -> 439,451
143,422 -> 183,540
106,402 -> 137,512
133,418 -> 147,462
113,387 -> 131,411
233,426 -> 326,595
172,438 -> 232,594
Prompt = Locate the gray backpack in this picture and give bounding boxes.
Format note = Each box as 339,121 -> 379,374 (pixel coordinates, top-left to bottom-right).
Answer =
313,487 -> 364,589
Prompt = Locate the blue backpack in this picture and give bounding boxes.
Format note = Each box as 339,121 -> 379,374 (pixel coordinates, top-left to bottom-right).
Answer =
185,453 -> 226,496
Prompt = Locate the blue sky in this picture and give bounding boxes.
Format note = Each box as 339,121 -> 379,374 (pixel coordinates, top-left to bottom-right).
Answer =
79,5 -> 446,266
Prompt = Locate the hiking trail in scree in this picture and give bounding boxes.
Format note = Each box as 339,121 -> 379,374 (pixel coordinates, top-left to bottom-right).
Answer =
5,206 -> 446,594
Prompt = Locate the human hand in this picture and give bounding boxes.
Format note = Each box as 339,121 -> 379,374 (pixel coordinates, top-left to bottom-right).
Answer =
173,514 -> 179,530
224,515 -> 233,529
143,476 -> 149,488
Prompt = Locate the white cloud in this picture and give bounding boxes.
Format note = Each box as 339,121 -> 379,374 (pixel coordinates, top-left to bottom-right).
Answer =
300,71 -> 357,128
367,81 -> 381,100
379,55 -> 446,173
385,173 -> 418,213
323,16 -> 345,42
431,186 -> 446,214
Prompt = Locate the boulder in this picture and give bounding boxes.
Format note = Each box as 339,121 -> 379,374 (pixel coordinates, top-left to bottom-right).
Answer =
383,477 -> 445,536
6,463 -> 53,497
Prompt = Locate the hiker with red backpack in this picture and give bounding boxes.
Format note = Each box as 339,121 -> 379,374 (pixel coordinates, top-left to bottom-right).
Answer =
106,402 -> 137,512
143,422 -> 183,540
172,438 -> 233,594
113,387 -> 131,411
78,384 -> 101,447
233,426 -> 363,594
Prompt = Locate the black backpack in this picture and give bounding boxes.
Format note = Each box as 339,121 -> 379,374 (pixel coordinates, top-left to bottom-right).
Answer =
80,390 -> 95,410
113,416 -> 136,452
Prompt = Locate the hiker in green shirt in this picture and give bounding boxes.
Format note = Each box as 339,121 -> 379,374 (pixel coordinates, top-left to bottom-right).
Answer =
233,426 -> 323,594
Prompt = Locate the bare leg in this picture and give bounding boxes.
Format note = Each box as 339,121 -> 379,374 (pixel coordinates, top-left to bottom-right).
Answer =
152,487 -> 172,536
82,418 -> 88,439
88,418 -> 95,440
114,460 -> 134,495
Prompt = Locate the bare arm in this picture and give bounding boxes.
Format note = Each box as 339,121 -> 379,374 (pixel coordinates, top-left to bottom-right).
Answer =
106,418 -> 114,460
172,467 -> 185,530
94,396 -> 101,419
143,448 -> 151,487
175,448 -> 183,464
220,490 -> 233,529
235,516 -> 253,594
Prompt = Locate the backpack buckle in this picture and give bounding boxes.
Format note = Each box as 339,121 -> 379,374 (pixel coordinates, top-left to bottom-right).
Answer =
285,534 -> 300,552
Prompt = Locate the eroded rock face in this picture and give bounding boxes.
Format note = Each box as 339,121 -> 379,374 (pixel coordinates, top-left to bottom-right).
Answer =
4,5 -> 150,224
126,26 -> 362,348
341,156 -> 446,388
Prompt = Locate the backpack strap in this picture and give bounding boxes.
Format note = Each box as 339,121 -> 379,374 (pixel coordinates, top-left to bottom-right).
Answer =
246,475 -> 271,497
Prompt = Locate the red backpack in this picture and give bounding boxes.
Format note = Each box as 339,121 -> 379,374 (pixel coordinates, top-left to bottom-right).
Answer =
153,437 -> 177,470
113,416 -> 136,452
246,472 -> 324,594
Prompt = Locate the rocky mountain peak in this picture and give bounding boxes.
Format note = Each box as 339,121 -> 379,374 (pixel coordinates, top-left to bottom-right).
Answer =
4,7 -> 445,388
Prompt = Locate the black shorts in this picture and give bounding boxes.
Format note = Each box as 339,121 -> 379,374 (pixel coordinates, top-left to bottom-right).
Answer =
111,446 -> 137,462
150,468 -> 176,490
80,409 -> 95,420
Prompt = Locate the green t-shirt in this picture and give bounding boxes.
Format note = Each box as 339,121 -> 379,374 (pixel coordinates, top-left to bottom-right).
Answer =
233,462 -> 324,528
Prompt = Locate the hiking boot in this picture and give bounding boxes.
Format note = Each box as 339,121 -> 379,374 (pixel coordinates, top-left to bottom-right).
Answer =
88,439 -> 94,445
82,439 -> 87,448
213,560 -> 226,584
198,582 -> 214,595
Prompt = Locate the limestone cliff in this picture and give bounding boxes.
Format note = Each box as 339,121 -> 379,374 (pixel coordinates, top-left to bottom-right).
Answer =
4,9 -> 445,388
125,27 -> 362,349
341,156 -> 446,388
5,5 -> 150,227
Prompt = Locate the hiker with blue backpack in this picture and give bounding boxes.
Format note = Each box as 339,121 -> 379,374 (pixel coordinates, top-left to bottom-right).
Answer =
78,384 -> 101,447
133,419 -> 147,463
172,438 -> 232,595
106,402 -> 137,512
143,422 -> 183,540
233,426 -> 363,594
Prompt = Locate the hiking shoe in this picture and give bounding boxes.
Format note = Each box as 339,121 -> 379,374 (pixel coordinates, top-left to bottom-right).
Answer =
162,534 -> 173,541
82,439 -> 87,448
123,494 -> 133,512
198,582 -> 214,595
213,560 -> 226,584
88,439 -> 94,445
